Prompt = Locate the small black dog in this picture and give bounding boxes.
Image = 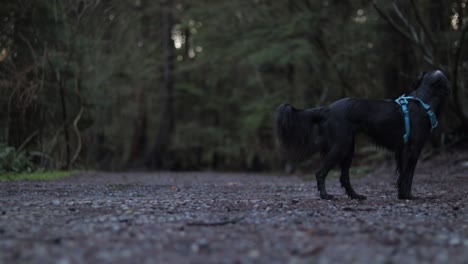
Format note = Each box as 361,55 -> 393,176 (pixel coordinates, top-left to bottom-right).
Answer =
276,70 -> 450,200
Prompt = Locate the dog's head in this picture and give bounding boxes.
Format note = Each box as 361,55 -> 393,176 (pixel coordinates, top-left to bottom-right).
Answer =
416,70 -> 451,97
410,70 -> 451,115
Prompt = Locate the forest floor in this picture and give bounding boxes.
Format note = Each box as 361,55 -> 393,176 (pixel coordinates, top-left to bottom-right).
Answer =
0,149 -> 467,264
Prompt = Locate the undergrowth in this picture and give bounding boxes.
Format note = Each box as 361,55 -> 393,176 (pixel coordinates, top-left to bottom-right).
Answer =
0,171 -> 78,181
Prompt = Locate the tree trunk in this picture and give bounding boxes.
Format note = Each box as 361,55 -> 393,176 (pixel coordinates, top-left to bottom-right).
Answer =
127,0 -> 150,166
128,87 -> 147,164
452,0 -> 468,130
58,75 -> 71,169
145,0 -> 175,169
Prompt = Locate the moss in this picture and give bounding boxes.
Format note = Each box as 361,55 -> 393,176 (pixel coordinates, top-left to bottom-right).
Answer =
0,170 -> 78,181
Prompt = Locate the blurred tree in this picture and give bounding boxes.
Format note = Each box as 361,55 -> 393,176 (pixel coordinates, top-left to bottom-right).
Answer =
146,0 -> 176,169
0,0 -> 465,172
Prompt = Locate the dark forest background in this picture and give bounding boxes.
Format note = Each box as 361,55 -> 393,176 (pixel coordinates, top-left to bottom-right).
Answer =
0,0 -> 467,172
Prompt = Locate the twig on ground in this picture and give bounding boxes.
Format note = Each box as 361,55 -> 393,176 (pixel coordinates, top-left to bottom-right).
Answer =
186,215 -> 245,227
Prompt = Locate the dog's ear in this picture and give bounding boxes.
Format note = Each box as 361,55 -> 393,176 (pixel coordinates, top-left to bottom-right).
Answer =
409,72 -> 426,91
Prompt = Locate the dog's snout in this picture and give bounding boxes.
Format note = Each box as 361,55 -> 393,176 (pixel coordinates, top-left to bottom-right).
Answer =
433,70 -> 444,77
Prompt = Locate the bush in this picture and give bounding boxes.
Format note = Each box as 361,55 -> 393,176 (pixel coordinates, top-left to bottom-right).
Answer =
0,144 -> 34,173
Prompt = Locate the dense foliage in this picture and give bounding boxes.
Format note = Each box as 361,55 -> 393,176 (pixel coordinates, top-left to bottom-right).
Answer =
0,0 -> 467,171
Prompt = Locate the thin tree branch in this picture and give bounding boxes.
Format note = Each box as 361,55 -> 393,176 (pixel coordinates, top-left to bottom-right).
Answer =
457,0 -> 464,29
312,35 -> 354,96
373,1 -> 416,45
392,1 -> 419,42
372,0 -> 436,67
71,71 -> 84,165
186,215 -> 245,226
71,106 -> 83,165
409,0 -> 435,48
391,1 -> 434,64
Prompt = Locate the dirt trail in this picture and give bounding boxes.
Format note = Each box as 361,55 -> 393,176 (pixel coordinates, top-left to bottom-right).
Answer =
0,151 -> 467,263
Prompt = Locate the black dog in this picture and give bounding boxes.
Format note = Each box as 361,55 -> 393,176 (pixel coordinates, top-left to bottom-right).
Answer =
276,70 -> 450,200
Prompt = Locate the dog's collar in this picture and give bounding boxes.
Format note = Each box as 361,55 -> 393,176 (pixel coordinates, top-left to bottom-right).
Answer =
395,95 -> 438,144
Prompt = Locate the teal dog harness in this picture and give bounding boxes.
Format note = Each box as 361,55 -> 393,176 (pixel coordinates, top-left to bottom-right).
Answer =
395,95 -> 438,144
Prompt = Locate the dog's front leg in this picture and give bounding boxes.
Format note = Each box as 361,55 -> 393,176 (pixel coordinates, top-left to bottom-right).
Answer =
397,146 -> 421,200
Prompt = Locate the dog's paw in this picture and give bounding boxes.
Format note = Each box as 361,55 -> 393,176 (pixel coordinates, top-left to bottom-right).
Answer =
320,193 -> 335,200
350,194 -> 367,200
398,194 -> 418,200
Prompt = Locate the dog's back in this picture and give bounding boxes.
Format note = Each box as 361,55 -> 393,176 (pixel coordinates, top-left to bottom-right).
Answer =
325,98 -> 405,150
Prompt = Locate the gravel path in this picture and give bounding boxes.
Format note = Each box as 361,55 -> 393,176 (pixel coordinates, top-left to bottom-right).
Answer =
0,151 -> 467,263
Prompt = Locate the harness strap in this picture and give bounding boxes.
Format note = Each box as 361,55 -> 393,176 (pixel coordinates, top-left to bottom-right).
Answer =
395,95 -> 438,144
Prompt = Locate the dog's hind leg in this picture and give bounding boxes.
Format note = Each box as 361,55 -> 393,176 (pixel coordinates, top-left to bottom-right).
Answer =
315,146 -> 342,200
316,169 -> 334,200
339,141 -> 366,200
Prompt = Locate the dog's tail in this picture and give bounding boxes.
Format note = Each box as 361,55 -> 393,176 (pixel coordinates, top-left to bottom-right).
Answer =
275,103 -> 328,162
